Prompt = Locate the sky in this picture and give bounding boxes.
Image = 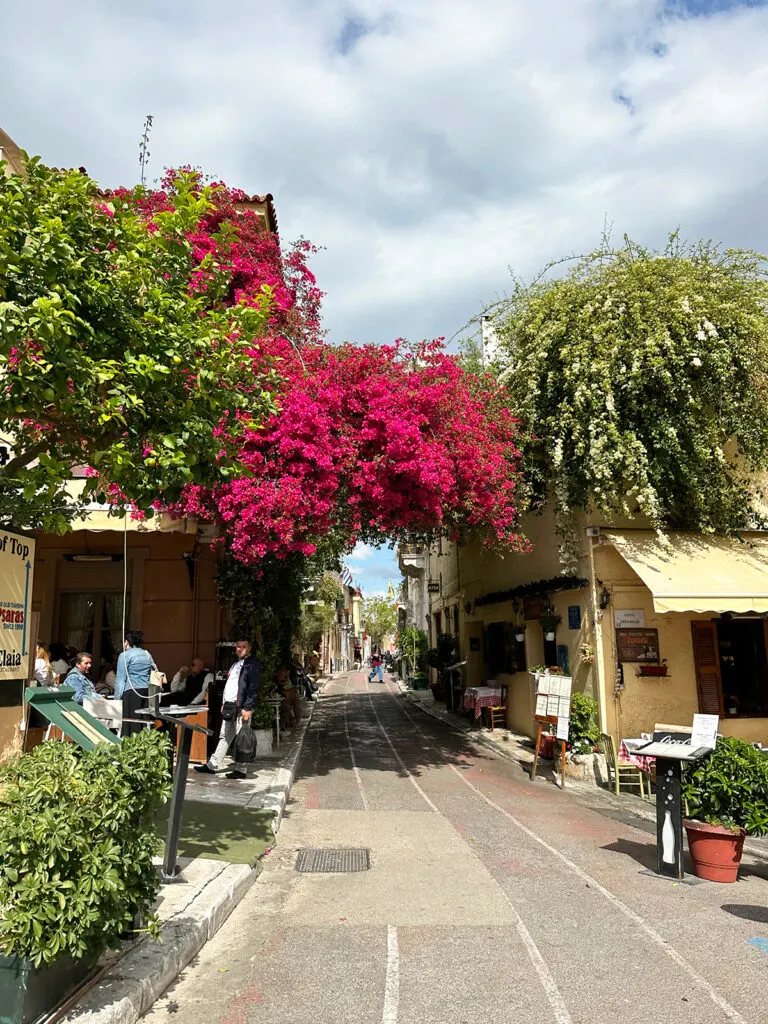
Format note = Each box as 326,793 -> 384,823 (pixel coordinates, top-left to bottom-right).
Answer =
3,0 -> 768,591
345,542 -> 399,598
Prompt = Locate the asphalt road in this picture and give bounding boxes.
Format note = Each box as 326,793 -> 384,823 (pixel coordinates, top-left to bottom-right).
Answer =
143,672 -> 768,1024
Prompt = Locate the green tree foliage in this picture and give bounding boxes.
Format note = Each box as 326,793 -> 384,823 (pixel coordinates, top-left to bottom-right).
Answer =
493,235 -> 768,543
363,595 -> 397,649
0,158 -> 275,531
399,625 -> 428,675
0,730 -> 170,965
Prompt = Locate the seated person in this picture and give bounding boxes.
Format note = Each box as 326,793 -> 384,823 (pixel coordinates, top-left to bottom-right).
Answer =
161,657 -> 213,707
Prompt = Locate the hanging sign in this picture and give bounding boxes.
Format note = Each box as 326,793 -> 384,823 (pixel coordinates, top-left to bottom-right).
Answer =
427,581 -> 440,594
615,627 -> 659,663
0,528 -> 36,681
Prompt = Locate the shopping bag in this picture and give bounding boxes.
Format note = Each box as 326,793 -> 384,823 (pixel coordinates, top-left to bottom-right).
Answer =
234,722 -> 257,763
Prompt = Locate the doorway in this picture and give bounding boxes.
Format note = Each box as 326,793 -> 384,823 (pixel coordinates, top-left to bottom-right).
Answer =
716,618 -> 768,718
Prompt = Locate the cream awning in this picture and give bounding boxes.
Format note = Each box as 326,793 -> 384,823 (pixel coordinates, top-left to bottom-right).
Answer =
604,530 -> 768,614
69,509 -> 197,534
64,480 -> 197,535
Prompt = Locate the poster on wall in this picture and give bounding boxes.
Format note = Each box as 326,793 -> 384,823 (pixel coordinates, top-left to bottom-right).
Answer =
615,628 -> 659,663
0,528 -> 36,681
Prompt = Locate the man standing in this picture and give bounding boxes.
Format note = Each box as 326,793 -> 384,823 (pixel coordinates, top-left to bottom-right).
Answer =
66,652 -> 97,705
194,638 -> 260,779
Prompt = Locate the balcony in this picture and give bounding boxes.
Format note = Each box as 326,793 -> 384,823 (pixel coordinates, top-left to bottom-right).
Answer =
398,544 -> 426,579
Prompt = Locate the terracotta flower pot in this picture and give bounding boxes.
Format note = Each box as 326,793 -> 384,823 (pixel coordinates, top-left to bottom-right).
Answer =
683,819 -> 746,882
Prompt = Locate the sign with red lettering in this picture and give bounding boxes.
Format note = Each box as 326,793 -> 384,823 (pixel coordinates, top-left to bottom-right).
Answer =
615,627 -> 660,664
0,528 -> 35,680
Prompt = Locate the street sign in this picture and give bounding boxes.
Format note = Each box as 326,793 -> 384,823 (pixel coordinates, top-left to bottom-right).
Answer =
614,609 -> 645,629
0,528 -> 36,681
427,581 -> 440,593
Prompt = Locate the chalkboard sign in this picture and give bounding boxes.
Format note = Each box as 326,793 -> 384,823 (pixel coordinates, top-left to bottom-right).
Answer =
616,627 -> 660,663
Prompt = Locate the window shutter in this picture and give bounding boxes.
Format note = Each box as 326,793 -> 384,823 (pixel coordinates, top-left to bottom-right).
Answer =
691,622 -> 723,715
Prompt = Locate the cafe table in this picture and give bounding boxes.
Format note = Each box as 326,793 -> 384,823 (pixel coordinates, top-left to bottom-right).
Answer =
463,685 -> 503,720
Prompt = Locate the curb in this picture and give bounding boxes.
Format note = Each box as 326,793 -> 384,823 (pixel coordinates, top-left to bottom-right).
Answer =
64,863 -> 257,1024
64,699 -> 317,1024
257,699 -> 316,833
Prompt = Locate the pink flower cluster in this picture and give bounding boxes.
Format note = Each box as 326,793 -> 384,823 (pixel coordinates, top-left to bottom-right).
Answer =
173,340 -> 525,563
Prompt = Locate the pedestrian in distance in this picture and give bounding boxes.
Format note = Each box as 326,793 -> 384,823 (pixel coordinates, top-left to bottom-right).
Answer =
368,652 -> 384,683
195,637 -> 261,779
66,652 -> 97,705
276,665 -> 301,726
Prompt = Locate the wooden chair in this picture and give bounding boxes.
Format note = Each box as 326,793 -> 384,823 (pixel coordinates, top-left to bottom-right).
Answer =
600,733 -> 648,799
484,685 -> 508,730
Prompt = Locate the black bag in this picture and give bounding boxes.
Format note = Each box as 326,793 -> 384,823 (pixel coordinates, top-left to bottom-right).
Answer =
221,700 -> 237,722
234,722 -> 257,763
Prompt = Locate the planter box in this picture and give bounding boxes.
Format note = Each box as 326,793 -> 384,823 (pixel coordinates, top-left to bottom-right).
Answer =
254,728 -> 274,756
0,953 -> 96,1024
637,665 -> 668,677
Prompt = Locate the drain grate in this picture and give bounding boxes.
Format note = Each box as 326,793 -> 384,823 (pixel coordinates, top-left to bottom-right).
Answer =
295,847 -> 371,873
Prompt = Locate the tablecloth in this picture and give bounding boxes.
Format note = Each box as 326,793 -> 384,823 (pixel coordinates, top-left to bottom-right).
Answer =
619,738 -> 655,773
463,686 -> 503,720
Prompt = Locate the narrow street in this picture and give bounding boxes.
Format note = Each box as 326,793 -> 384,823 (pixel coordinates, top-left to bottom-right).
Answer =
143,673 -> 768,1024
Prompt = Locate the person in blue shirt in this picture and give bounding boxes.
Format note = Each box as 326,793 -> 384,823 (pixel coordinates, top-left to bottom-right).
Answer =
115,630 -> 157,738
66,652 -> 96,705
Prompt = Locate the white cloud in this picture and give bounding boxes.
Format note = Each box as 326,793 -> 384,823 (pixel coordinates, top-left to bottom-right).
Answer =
3,0 -> 768,352
350,542 -> 375,561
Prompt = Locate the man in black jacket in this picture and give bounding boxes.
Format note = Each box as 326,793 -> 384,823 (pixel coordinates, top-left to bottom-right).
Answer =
195,637 -> 261,779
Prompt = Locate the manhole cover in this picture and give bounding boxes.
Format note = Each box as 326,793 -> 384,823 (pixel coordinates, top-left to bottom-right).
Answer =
295,847 -> 371,873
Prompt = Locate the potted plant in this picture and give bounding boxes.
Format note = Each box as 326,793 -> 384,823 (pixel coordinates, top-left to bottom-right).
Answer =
567,691 -> 600,756
681,736 -> 768,882
0,731 -> 170,1023
515,625 -> 526,642
426,633 -> 459,705
540,611 -> 561,641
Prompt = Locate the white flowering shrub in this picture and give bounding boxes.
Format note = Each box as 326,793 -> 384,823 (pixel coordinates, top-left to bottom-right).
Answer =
492,234 -> 768,543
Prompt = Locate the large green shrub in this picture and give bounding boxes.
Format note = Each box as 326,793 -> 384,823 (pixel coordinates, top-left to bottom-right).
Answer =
0,731 -> 171,966
682,736 -> 768,835
568,691 -> 600,754
493,235 -> 768,566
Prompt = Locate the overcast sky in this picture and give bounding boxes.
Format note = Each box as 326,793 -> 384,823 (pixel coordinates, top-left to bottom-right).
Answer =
3,0 -> 768,592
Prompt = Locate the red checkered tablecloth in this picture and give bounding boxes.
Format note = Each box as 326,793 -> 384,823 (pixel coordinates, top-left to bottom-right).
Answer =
463,687 -> 503,720
619,740 -> 654,773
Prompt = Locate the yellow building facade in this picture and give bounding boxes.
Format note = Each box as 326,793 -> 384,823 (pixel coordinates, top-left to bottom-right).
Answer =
426,514 -> 768,748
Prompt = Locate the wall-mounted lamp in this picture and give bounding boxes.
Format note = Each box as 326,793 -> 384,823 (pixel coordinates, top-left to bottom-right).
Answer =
465,601 -> 473,616
599,585 -> 611,610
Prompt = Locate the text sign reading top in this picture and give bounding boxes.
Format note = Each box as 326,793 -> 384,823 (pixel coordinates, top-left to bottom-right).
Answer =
0,528 -> 36,681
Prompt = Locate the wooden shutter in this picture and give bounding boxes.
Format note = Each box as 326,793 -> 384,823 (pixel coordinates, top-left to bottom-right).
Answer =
691,622 -> 723,715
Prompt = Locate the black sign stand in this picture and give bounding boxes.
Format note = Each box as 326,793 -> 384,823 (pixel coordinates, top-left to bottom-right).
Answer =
138,708 -> 212,883
634,734 -> 712,881
655,757 -> 685,879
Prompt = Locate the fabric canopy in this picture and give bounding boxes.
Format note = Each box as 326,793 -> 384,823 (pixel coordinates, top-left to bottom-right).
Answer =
604,529 -> 768,614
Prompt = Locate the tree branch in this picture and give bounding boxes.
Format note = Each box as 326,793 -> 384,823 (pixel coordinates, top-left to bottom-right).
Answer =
3,442 -> 49,476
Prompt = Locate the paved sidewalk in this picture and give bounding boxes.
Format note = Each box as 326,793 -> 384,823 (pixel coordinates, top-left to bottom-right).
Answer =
398,677 -> 768,864
62,691 -> 322,1024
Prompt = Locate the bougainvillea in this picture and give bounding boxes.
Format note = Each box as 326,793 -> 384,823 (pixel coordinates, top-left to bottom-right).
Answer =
170,338 -> 526,563
114,171 -> 525,562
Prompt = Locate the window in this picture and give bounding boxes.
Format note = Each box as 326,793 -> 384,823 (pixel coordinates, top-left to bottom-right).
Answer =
58,592 -> 129,679
692,619 -> 768,718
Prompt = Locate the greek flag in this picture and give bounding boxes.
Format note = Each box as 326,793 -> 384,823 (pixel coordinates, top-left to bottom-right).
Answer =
341,565 -> 353,586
